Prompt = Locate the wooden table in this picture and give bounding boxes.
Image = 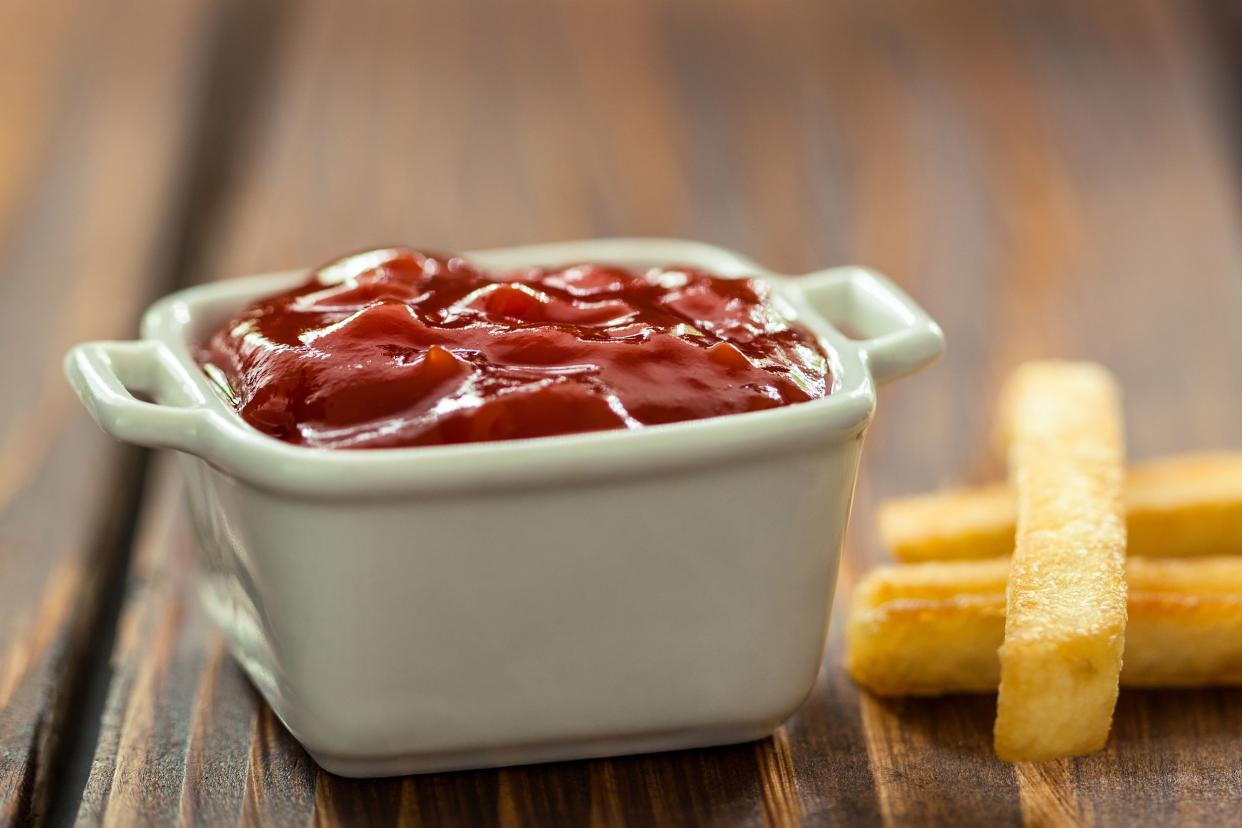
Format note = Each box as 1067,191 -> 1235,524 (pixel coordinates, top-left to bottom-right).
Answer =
2,1 -> 1240,824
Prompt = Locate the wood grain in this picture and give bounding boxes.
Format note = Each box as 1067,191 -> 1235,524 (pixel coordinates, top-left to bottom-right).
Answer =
0,1 -> 217,824
34,0 -> 1242,824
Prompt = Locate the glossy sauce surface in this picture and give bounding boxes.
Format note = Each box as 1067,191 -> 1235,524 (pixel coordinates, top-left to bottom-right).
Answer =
199,248 -> 832,449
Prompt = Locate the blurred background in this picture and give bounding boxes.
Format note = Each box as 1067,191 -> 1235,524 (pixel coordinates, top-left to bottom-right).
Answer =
3,0 -> 1241,824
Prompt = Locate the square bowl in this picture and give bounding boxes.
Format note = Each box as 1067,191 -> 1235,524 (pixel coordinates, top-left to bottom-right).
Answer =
65,239 -> 942,777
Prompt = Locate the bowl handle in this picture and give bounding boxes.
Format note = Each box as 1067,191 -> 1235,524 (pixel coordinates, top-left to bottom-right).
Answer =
795,267 -> 944,384
64,340 -> 216,454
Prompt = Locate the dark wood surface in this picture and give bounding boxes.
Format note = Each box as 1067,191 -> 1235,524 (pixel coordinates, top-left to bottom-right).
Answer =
0,1 -> 216,823
2,0 -> 1240,825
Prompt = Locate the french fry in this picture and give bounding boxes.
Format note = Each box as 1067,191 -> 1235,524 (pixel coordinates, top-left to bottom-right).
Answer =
879,452 -> 1242,562
993,361 -> 1127,762
846,558 -> 1010,696
879,483 -> 1015,562
846,557 -> 1242,695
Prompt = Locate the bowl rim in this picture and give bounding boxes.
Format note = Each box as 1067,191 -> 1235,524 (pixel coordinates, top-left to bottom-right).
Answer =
72,238 -> 940,497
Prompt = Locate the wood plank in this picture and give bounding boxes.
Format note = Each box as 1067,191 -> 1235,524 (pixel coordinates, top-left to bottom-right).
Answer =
79,0 -> 1242,824
0,1 -> 216,823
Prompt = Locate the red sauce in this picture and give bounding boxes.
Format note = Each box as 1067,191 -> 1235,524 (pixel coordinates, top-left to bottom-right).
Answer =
198,248 -> 832,449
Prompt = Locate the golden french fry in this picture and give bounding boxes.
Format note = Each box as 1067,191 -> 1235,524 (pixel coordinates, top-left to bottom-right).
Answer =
845,557 -> 1242,695
878,453 -> 1242,562
846,558 -> 1009,696
879,483 -> 1014,562
994,361 -> 1127,762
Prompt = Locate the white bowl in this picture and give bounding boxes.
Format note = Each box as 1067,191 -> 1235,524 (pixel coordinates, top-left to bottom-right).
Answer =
64,239 -> 942,777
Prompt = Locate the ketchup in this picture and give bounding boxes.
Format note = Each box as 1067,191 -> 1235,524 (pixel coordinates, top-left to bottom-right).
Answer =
198,248 -> 831,449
